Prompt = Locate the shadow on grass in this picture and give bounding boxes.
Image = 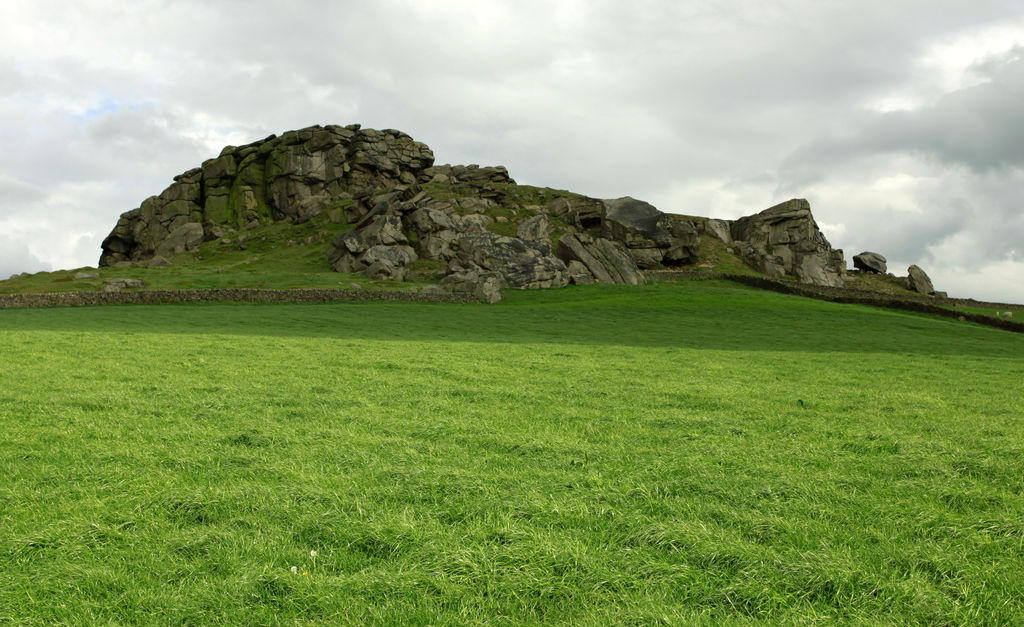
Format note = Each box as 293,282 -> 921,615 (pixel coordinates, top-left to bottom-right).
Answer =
2,282 -> 1022,357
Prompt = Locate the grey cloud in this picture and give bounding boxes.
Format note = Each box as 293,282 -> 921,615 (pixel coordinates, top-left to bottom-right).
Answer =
0,235 -> 52,278
780,50 -> 1024,188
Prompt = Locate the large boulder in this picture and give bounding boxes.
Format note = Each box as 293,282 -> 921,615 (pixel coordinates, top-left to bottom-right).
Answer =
333,244 -> 417,281
548,196 -> 605,230
601,197 -> 673,249
439,270 -> 502,303
556,233 -> 645,285
907,264 -> 935,295
853,251 -> 887,274
453,232 -> 568,289
729,199 -> 845,288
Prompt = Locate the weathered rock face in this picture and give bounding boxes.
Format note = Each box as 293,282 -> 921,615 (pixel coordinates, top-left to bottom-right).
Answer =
100,124 -> 434,266
516,214 -> 551,243
724,199 -> 845,288
453,232 -> 568,289
439,270 -> 502,304
853,251 -> 887,274
599,197 -> 699,269
907,264 -> 935,295
557,233 -> 645,285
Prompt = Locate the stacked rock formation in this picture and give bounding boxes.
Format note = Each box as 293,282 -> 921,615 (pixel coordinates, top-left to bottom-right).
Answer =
702,199 -> 846,288
853,252 -> 887,274
99,124 -> 851,298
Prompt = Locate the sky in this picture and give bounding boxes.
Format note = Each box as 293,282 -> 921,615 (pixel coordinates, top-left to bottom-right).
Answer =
1,0 -> 1022,302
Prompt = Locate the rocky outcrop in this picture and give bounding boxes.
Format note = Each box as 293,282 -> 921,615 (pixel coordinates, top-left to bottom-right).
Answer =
907,264 -> 935,295
853,252 -> 886,274
98,124 -> 853,297
722,199 -> 845,288
557,233 -> 645,285
100,124 -> 434,266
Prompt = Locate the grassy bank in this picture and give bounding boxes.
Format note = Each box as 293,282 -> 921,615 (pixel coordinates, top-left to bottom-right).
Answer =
1,282 -> 1022,624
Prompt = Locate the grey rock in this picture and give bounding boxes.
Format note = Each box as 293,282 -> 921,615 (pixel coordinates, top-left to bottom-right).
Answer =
361,244 -> 417,269
601,196 -> 673,249
147,256 -> 172,268
327,214 -> 408,265
103,278 -> 145,291
359,214 -> 408,247
629,248 -> 665,269
516,214 -> 551,243
853,251 -> 887,274
74,271 -> 100,279
728,199 -> 845,288
407,207 -> 463,235
556,233 -> 645,285
704,219 -> 733,244
418,230 -> 462,261
565,260 -> 596,285
548,196 -> 605,230
461,214 -> 493,232
454,232 -> 568,289
907,264 -> 935,295
100,124 -> 435,267
440,270 -> 503,303
155,222 -> 204,257
333,244 -> 417,281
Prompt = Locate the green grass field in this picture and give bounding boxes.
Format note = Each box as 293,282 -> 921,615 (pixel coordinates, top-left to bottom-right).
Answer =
2,281 -> 1023,624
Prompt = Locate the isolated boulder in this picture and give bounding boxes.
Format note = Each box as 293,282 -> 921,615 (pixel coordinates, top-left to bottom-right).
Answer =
556,233 -> 645,285
453,232 -> 568,289
853,251 -> 887,274
907,264 -> 935,295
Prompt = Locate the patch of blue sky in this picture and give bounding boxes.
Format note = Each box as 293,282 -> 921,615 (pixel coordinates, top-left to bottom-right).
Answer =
75,99 -> 121,120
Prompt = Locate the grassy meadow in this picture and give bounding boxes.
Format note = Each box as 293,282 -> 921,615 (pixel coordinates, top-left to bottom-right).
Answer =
1,280 -> 1023,624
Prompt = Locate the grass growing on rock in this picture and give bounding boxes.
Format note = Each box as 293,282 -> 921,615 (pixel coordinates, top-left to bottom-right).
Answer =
2,281 -> 1023,623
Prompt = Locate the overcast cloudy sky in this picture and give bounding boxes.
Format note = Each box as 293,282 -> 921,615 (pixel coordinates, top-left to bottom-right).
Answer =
2,0 -> 1022,302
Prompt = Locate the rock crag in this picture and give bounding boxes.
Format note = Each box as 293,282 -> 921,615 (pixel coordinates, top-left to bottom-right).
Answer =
99,124 -> 853,299
100,124 -> 434,267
